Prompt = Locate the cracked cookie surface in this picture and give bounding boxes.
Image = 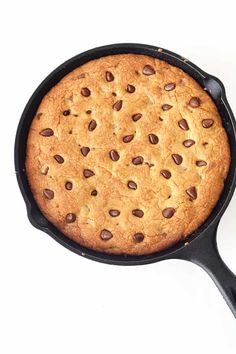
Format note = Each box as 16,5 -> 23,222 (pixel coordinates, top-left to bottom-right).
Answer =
26,54 -> 230,255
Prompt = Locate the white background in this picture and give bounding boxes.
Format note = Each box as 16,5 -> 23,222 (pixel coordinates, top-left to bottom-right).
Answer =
1,0 -> 236,353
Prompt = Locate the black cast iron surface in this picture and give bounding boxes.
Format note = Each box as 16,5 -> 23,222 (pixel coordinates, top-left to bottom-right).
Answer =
15,43 -> 236,317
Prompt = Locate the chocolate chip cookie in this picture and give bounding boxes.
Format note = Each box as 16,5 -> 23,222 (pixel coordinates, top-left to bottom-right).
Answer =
26,54 -> 230,255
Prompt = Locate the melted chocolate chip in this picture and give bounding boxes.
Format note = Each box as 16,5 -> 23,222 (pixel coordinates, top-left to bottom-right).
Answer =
66,213 -> 76,223
183,139 -> 195,148
196,160 -> 207,167
133,233 -> 144,242
164,82 -> 176,91
40,128 -> 54,137
88,119 -> 97,131
100,229 -> 113,240
63,110 -> 70,116
128,180 -> 137,190
65,181 -> 73,190
86,110 -> 92,114
81,147 -> 90,156
127,84 -> 135,93
109,209 -> 120,217
83,169 -> 95,178
54,155 -> 64,164
43,189 -> 54,200
132,113 -> 142,122
172,154 -> 183,165
189,97 -> 201,108
148,134 -> 159,144
123,134 -> 134,143
113,100 -> 123,111
105,71 -> 114,82
132,156 -> 144,165
143,65 -> 155,75
112,92 -> 117,96
91,190 -> 97,196
162,104 -> 172,111
109,150 -> 120,161
178,119 -> 189,131
202,119 -> 214,128
162,207 -> 175,218
186,186 -> 197,200
161,170 -> 171,179
132,209 -> 144,218
81,87 -> 91,97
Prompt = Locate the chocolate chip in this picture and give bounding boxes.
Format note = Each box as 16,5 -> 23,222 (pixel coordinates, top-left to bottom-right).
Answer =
100,229 -> 113,240
127,84 -> 135,93
123,134 -> 134,143
143,65 -> 155,75
109,209 -> 120,217
186,186 -> 197,200
202,119 -> 214,128
189,97 -> 201,108
132,156 -> 144,165
196,160 -> 207,167
183,139 -> 195,148
133,233 -> 144,242
161,170 -> 171,179
132,209 -> 144,218
172,154 -> 183,165
81,87 -> 91,97
109,150 -> 120,161
88,119 -> 97,131
81,147 -> 90,156
148,134 -> 159,144
40,128 -> 54,137
105,71 -> 114,82
66,213 -> 76,223
162,207 -> 175,218
128,180 -> 137,190
162,104 -> 173,111
54,155 -> 64,164
164,82 -> 176,91
41,166 -> 49,175
159,117 -> 164,121
132,113 -> 142,122
91,190 -> 97,196
63,110 -> 70,116
178,119 -> 189,131
86,110 -> 92,114
113,100 -> 123,111
83,169 -> 95,178
112,92 -> 117,96
65,181 -> 73,190
36,113 -> 43,120
146,162 -> 154,168
43,189 -> 54,200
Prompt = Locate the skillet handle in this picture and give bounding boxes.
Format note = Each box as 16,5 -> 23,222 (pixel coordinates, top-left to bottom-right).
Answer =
178,225 -> 236,318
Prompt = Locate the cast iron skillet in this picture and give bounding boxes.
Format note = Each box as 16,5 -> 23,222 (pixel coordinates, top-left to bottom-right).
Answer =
15,43 -> 236,317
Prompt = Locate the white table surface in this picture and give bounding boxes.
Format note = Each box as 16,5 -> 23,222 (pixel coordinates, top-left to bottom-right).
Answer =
1,0 -> 236,353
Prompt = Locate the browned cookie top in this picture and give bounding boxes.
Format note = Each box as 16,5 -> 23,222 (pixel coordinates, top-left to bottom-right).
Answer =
26,54 -> 230,255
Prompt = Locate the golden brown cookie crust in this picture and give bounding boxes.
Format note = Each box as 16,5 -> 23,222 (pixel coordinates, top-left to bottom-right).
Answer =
26,54 -> 230,255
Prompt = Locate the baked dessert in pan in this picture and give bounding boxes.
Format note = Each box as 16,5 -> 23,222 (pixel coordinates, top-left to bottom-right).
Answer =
26,54 -> 230,255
